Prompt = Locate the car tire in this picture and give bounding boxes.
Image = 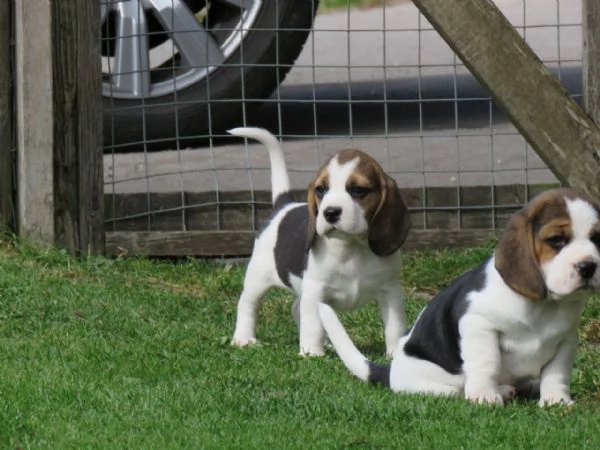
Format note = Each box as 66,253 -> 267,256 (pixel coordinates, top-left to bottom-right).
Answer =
103,0 -> 319,152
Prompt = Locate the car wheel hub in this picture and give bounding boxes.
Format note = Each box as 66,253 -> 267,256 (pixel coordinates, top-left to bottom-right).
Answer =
101,0 -> 262,99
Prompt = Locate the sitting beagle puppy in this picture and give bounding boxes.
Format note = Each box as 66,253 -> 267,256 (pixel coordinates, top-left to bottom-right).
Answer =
228,127 -> 411,356
319,188 -> 600,405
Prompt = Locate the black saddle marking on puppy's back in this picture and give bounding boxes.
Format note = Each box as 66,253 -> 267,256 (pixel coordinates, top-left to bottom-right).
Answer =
256,191 -> 297,237
403,260 -> 488,375
274,204 -> 309,288
273,191 -> 295,211
368,361 -> 391,387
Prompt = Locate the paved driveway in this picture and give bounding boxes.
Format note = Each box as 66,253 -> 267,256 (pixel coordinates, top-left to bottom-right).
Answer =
105,0 -> 581,194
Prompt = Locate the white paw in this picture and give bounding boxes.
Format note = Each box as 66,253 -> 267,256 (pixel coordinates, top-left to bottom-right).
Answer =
385,347 -> 397,359
497,384 -> 517,402
299,345 -> 325,357
539,394 -> 573,407
231,336 -> 258,347
465,387 -> 505,406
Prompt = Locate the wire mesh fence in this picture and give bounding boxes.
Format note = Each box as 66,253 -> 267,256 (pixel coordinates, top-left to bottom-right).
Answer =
101,0 -> 582,255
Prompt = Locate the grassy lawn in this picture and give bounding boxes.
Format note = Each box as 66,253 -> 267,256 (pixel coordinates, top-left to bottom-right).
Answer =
1,235 -> 599,448
319,0 -> 408,12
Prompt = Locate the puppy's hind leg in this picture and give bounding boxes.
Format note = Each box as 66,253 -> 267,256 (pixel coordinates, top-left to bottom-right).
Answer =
231,263 -> 273,347
291,297 -> 301,328
392,352 -> 464,398
377,283 -> 407,358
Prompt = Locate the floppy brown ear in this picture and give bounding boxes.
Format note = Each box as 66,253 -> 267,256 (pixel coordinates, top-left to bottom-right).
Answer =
368,175 -> 411,257
305,181 -> 318,252
494,208 -> 547,300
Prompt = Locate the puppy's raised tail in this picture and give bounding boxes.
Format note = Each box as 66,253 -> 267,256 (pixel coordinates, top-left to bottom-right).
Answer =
228,127 -> 292,208
318,303 -> 390,387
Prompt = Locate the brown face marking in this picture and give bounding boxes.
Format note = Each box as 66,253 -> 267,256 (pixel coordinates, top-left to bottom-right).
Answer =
527,194 -> 571,270
345,172 -> 382,222
335,149 -> 386,222
306,148 -> 410,255
338,149 -> 411,255
306,164 -> 333,247
495,187 -> 587,300
590,223 -> 600,243
311,167 -> 330,212
534,218 -> 572,267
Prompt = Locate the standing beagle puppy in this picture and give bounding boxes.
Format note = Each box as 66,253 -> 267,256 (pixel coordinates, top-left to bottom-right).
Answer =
319,188 -> 600,405
228,127 -> 411,357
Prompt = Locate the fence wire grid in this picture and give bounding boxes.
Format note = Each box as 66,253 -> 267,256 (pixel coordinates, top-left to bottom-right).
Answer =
101,0 -> 582,252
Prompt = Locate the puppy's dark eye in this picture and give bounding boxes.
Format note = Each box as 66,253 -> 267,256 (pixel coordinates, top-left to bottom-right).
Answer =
546,235 -> 568,250
590,233 -> 600,248
347,185 -> 371,199
314,185 -> 328,199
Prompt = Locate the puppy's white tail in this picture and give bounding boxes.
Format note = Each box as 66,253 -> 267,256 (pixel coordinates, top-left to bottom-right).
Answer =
228,127 -> 292,207
318,303 -> 390,387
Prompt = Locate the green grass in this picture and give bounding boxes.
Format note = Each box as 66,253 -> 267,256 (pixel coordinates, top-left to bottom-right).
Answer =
0,234 -> 599,448
320,0 -> 370,10
319,0 -> 407,12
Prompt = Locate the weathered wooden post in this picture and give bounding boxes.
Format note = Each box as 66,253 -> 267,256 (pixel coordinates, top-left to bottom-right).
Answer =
412,0 -> 600,199
0,0 -> 14,231
14,0 -> 104,254
584,0 -> 600,124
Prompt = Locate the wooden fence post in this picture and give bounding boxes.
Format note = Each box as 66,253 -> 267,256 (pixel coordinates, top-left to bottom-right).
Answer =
15,0 -> 54,243
0,0 -> 14,231
584,0 -> 600,123
51,1 -> 104,255
412,0 -> 600,199
14,0 -> 104,254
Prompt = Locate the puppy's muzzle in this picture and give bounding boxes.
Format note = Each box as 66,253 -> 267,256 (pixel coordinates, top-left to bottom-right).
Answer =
575,260 -> 597,280
324,206 -> 342,224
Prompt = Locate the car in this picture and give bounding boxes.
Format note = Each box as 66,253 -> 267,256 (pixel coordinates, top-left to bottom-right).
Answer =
101,0 -> 318,151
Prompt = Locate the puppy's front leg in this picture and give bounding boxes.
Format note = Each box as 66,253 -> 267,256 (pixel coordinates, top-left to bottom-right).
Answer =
298,280 -> 326,357
377,282 -> 407,357
460,315 -> 505,405
538,330 -> 577,407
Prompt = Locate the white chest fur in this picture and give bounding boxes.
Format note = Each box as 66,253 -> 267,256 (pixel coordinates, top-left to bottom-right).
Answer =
464,262 -> 586,383
496,300 -> 585,381
304,237 -> 401,310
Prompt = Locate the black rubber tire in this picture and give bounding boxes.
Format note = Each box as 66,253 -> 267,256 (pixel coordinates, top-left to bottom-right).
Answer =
103,0 -> 319,152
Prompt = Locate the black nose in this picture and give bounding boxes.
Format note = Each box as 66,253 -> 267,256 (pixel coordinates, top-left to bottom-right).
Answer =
323,206 -> 342,224
576,261 -> 597,280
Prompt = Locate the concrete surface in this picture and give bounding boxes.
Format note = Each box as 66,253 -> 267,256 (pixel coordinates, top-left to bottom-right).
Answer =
105,0 -> 582,194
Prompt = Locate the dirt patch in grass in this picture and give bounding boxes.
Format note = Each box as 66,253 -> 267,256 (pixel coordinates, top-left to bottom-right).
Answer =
583,320 -> 600,343
145,277 -> 206,298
